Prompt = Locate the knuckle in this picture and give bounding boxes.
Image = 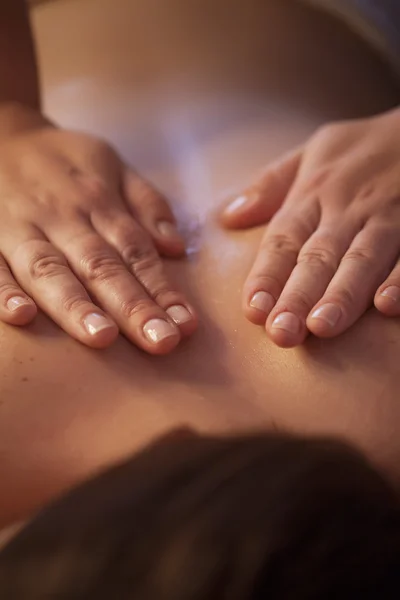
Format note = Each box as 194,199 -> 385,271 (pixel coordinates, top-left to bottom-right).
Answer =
133,255 -> 161,279
34,188 -> 60,212
0,262 -> 10,280
123,244 -> 161,278
280,288 -> 315,313
28,251 -> 68,281
81,177 -> 110,206
119,297 -> 154,320
341,247 -> 375,267
262,234 -> 299,260
355,185 -> 400,218
298,245 -> 338,271
61,293 -> 89,314
4,192 -> 54,220
0,280 -> 19,297
356,181 -> 378,203
121,240 -> 156,266
81,251 -> 123,282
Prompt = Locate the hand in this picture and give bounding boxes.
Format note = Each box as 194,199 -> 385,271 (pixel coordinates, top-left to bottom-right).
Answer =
221,107 -> 400,347
0,103 -> 197,353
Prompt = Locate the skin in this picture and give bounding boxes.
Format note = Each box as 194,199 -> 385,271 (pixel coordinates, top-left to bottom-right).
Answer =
222,108 -> 400,348
0,0 -> 197,353
0,0 -> 399,531
0,0 -> 398,353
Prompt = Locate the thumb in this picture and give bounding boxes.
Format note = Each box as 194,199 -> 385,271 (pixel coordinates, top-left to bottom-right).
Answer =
221,147 -> 302,229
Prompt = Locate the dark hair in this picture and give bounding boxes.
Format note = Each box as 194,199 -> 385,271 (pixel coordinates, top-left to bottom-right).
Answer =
0,430 -> 399,599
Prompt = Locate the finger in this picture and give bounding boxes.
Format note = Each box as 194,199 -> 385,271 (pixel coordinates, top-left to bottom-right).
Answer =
122,168 -> 185,258
243,202 -> 319,327
265,219 -> 359,347
0,254 -> 37,326
221,147 -> 303,229
91,206 -> 198,338
375,259 -> 400,316
54,224 -> 185,355
307,222 -> 399,337
5,233 -> 118,348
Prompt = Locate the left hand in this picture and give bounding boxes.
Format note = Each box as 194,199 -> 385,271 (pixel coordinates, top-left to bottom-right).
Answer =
221,108 -> 400,347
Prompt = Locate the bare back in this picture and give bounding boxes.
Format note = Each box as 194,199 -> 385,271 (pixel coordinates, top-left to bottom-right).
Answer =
0,0 -> 399,527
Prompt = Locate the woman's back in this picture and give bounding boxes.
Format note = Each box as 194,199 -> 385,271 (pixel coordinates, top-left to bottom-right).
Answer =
0,0 -> 399,527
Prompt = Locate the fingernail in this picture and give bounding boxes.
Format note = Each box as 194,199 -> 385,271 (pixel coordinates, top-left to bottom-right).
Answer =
381,286 -> 400,302
84,312 -> 115,335
224,195 -> 249,215
157,220 -> 180,238
310,303 -> 341,327
7,296 -> 32,312
143,318 -> 178,344
272,312 -> 301,334
249,291 -> 275,314
166,305 -> 192,325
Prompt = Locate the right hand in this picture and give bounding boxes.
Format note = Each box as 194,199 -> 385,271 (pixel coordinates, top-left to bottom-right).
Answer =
0,103 -> 197,353
221,109 -> 400,348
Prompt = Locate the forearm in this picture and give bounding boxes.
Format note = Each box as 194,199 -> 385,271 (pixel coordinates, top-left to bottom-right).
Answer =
0,0 -> 40,110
